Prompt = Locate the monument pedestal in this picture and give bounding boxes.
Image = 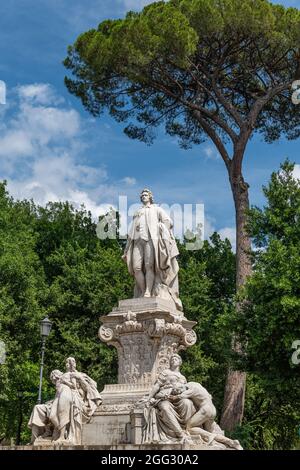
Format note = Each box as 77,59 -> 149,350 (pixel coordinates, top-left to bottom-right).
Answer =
82,384 -> 147,446
99,297 -> 197,386
82,297 -> 197,447
25,189 -> 242,451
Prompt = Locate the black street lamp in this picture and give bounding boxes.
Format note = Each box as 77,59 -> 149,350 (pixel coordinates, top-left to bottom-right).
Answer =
37,316 -> 52,404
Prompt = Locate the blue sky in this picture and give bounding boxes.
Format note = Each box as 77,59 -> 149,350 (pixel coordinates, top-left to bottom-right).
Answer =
0,0 -> 299,247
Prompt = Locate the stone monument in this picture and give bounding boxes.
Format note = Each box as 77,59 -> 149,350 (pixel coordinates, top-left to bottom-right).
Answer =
85,189 -> 242,450
28,189 -> 242,450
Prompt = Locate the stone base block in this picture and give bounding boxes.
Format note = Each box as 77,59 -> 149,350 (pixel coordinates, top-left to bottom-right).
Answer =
0,443 -> 231,450
82,414 -> 131,446
81,383 -> 148,446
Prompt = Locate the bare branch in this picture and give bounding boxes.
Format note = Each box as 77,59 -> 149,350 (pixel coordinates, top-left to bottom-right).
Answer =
232,81 -> 293,171
189,58 -> 244,129
248,81 -> 293,127
211,77 -> 244,129
149,76 -> 239,144
193,110 -> 231,169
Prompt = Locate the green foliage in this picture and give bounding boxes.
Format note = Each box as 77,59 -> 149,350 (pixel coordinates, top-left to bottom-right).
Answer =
0,183 -> 46,444
179,234 -> 236,413
233,373 -> 300,450
1,167 -> 299,449
231,161 -> 300,449
64,0 -> 300,148
0,182 -> 236,444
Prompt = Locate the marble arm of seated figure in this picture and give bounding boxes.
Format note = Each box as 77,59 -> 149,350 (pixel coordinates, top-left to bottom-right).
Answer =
147,382 -> 160,400
138,383 -> 161,405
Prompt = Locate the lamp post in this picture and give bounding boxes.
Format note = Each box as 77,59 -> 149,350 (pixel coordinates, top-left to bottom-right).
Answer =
37,316 -> 52,404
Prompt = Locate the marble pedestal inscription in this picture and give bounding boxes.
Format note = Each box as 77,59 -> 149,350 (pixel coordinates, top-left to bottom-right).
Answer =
99,298 -> 197,387
88,297 -> 196,446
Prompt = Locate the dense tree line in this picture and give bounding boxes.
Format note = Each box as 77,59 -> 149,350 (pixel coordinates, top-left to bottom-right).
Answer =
0,162 -> 299,449
64,0 -> 300,427
232,161 -> 300,449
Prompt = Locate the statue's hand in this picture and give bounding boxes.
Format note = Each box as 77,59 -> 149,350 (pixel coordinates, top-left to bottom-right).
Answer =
144,398 -> 156,408
61,379 -> 76,389
136,396 -> 149,406
137,396 -> 156,407
122,253 -> 127,263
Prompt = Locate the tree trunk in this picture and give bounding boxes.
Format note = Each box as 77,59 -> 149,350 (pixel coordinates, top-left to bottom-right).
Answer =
231,173 -> 252,291
220,164 -> 252,432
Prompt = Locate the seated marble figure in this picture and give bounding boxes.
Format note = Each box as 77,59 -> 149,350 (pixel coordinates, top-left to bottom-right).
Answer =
141,354 -> 242,450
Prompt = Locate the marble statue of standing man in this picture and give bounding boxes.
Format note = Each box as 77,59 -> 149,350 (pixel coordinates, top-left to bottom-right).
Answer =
123,189 -> 182,311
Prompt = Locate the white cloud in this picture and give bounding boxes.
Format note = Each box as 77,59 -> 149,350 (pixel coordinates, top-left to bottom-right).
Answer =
122,176 -> 137,186
22,104 -> 80,145
0,80 -> 6,105
204,216 -> 216,239
293,164 -> 300,180
0,84 -> 80,163
0,83 -> 131,218
203,145 -> 220,160
218,226 -> 236,250
7,154 -> 108,216
0,130 -> 33,159
18,83 -> 63,106
122,0 -> 154,10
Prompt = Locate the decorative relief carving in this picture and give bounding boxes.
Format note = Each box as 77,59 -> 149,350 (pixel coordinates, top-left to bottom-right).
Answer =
99,307 -> 197,385
147,318 -> 165,337
99,325 -> 114,342
118,333 -> 154,384
165,322 -> 186,337
184,329 -> 197,347
115,312 -> 143,334
147,319 -> 195,347
98,404 -> 134,413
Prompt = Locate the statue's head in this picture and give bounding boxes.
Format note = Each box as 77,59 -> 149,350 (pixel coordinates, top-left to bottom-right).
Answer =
50,369 -> 63,384
66,356 -> 76,372
169,354 -> 182,369
140,188 -> 154,205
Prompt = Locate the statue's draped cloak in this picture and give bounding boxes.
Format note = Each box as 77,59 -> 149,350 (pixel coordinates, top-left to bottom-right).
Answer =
126,205 -> 182,311
28,371 -> 102,444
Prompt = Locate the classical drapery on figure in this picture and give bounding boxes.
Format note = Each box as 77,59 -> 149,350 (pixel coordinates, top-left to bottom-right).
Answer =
52,371 -> 100,443
143,368 -> 196,443
28,360 -> 102,445
141,355 -> 242,450
125,203 -> 182,311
